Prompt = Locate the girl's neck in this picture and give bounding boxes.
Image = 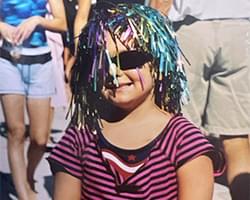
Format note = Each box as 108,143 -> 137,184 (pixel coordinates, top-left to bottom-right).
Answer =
100,96 -> 173,150
102,94 -> 158,124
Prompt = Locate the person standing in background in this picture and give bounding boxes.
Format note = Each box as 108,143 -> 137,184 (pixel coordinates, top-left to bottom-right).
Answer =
46,29 -> 68,146
150,0 -> 250,199
0,0 -> 67,199
45,3 -> 68,146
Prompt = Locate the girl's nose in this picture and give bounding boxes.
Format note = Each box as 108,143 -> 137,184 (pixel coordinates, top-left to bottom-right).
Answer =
116,68 -> 124,77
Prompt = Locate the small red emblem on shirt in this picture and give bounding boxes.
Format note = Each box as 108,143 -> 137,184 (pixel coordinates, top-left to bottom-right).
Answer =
128,154 -> 136,161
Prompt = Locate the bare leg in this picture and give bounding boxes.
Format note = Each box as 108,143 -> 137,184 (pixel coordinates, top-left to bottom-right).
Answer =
221,135 -> 250,200
49,107 -> 55,131
26,98 -> 51,195
1,94 -> 30,200
48,107 -> 55,143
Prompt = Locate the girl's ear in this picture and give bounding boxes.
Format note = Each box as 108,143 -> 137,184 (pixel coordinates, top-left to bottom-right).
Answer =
149,65 -> 157,89
150,65 -> 157,81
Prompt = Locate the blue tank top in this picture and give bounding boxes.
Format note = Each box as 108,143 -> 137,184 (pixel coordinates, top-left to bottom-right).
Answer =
0,0 -> 48,47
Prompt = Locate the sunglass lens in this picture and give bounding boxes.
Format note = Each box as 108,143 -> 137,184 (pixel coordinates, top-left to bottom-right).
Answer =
111,51 -> 152,70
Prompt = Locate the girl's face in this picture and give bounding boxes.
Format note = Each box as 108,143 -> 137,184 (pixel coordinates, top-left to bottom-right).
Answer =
102,35 -> 154,111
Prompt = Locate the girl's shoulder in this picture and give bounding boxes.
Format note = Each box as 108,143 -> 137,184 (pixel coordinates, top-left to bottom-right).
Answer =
161,115 -> 225,175
62,126 -> 97,147
158,114 -> 206,151
164,114 -> 202,136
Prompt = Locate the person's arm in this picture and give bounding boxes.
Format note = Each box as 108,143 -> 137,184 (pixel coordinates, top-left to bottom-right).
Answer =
149,0 -> 173,16
63,0 -> 92,82
73,0 -> 92,54
177,155 -> 214,200
53,172 -> 81,200
13,0 -> 67,45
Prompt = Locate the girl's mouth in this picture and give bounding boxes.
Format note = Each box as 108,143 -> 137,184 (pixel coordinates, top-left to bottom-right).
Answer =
105,82 -> 133,90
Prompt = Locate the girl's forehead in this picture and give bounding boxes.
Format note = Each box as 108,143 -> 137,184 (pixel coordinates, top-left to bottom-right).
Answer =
105,32 -> 135,57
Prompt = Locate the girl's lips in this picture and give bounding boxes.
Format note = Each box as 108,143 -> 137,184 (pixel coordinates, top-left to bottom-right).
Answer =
105,82 -> 132,89
114,83 -> 133,92
118,82 -> 132,87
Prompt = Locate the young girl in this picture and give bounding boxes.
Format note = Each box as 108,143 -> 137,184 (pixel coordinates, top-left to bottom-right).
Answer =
48,3 -> 224,199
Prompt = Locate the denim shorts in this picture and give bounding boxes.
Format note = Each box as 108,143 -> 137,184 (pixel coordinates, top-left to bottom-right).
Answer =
0,57 -> 55,98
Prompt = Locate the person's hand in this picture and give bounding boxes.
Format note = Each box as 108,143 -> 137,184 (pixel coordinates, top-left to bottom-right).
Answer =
64,55 -> 76,83
0,22 -> 17,43
13,16 -> 41,45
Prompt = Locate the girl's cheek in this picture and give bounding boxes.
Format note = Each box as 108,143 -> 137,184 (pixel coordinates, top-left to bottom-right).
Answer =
136,68 -> 145,90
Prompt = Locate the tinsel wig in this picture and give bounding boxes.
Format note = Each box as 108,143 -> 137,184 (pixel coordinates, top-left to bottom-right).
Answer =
68,2 -> 189,130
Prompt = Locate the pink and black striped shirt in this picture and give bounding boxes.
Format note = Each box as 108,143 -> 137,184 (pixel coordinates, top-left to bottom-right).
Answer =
48,115 -> 224,200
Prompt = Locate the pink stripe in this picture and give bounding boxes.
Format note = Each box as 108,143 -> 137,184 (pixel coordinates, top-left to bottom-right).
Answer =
82,187 -> 103,200
160,126 -> 178,156
78,128 -> 93,144
85,147 -> 100,155
84,159 -> 107,171
153,191 -> 178,200
137,168 -> 176,186
84,186 -> 127,200
78,130 -> 86,146
55,142 -> 74,152
49,154 -> 81,171
178,132 -> 207,145
65,128 -> 79,137
85,165 -> 113,181
141,179 -> 177,198
175,128 -> 201,146
84,173 -> 115,192
49,155 -> 82,177
177,139 -> 211,155
60,134 -> 75,145
137,170 -> 176,188
65,128 -> 91,145
157,117 -> 186,151
130,158 -> 173,182
177,147 -> 211,163
52,148 -> 80,163
85,166 -> 177,199
83,149 -> 102,160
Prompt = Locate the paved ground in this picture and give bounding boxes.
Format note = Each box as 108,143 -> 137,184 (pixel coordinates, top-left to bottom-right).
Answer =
0,105 -> 232,200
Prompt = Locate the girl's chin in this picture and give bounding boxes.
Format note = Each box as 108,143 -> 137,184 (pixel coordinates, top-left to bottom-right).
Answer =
110,97 -> 143,111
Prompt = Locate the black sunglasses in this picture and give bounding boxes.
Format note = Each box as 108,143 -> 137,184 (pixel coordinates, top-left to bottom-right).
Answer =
110,50 -> 153,70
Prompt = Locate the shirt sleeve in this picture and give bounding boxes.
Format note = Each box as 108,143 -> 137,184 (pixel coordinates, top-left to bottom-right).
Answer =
174,118 -> 225,176
47,127 -> 83,179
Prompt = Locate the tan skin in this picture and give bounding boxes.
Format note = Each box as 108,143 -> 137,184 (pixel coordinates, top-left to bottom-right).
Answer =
149,0 -> 173,16
53,36 -> 214,200
0,1 -> 66,200
222,136 -> 250,185
73,0 -> 91,52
